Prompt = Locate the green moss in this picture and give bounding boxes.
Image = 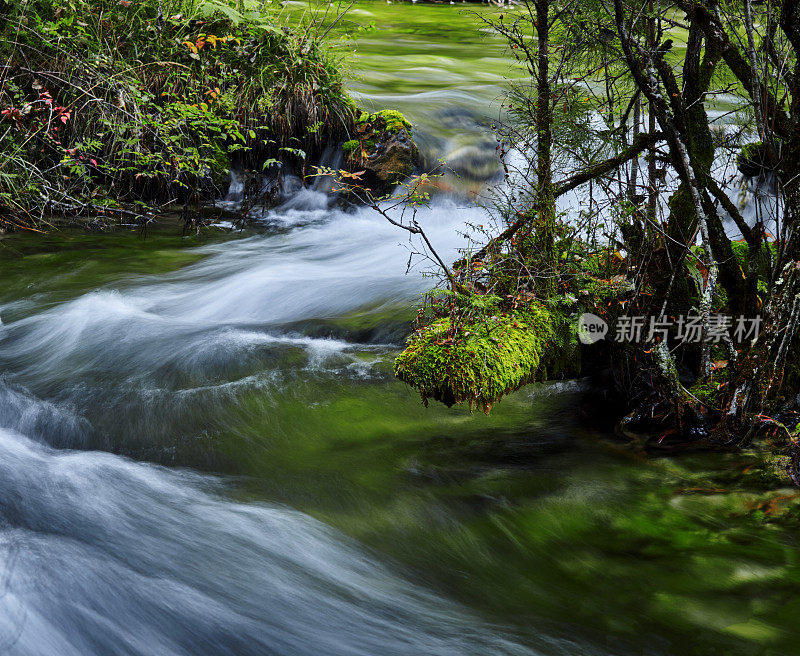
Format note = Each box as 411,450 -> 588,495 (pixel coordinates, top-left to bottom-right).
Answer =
375,109 -> 412,133
573,272 -> 633,308
739,142 -> 762,161
357,109 -> 412,135
729,239 -> 776,306
394,304 -> 560,411
730,239 -> 748,267
737,141 -> 772,178
342,139 -> 359,154
730,239 -> 777,269
687,378 -> 724,406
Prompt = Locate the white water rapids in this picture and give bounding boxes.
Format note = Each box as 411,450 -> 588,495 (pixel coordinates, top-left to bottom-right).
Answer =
0,192 -> 598,655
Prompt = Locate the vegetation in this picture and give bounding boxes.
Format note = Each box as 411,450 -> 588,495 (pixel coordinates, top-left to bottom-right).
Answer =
7,4 -> 800,650
337,107 -> 417,194
388,0 -> 800,477
395,294 -> 572,411
0,0 -> 355,230
357,109 -> 411,134
6,0 -> 799,477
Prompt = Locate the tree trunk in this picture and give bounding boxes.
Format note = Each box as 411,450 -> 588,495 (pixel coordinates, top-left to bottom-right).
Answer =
534,0 -> 556,296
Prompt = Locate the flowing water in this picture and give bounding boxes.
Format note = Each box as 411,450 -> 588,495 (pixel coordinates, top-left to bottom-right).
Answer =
1,4 -> 800,656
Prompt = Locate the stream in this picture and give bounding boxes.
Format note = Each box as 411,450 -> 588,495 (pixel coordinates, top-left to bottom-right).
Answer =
1,3 -> 800,655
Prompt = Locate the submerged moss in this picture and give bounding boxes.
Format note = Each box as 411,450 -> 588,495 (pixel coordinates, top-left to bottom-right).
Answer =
394,304 -> 560,412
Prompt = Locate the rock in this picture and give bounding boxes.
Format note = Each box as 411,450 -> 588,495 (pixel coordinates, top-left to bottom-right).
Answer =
442,139 -> 500,181
366,129 -> 417,187
342,110 -> 419,196
737,141 -> 777,178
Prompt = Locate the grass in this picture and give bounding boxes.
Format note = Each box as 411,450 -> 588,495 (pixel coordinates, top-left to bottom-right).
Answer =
0,0 -> 356,230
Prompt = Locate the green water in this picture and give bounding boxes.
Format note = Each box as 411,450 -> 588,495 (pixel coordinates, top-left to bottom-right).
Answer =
4,195 -> 800,656
1,5 -> 799,655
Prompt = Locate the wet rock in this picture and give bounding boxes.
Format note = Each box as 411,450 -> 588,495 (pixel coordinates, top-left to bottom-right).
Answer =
737,141 -> 777,178
442,139 -> 500,181
427,108 -> 499,181
342,110 -> 419,196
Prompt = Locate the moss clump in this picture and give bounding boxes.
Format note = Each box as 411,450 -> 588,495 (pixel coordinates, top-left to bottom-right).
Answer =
343,108 -> 417,193
394,304 -> 559,412
342,138 -> 375,158
687,378 -> 725,407
357,109 -> 412,135
736,141 -> 774,178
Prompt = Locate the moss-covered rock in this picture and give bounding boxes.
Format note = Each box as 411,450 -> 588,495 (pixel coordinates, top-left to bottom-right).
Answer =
358,110 -> 412,134
343,109 -> 418,195
394,304 -> 561,412
736,141 -> 775,178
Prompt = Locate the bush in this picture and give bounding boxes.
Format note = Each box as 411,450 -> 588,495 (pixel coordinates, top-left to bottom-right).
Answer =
0,0 -> 355,229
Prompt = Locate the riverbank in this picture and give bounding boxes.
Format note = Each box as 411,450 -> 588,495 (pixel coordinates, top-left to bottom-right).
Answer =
0,0 -> 519,234
0,0 -> 364,231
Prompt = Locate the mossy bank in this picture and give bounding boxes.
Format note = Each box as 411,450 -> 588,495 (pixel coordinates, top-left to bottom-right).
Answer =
395,290 -> 579,413
0,0 -> 417,231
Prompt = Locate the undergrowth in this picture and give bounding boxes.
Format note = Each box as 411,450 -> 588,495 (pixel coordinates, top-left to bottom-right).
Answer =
0,0 -> 356,230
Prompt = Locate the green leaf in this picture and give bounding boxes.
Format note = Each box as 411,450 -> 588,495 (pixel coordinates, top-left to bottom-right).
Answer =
198,1 -> 243,25
279,147 -> 306,159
